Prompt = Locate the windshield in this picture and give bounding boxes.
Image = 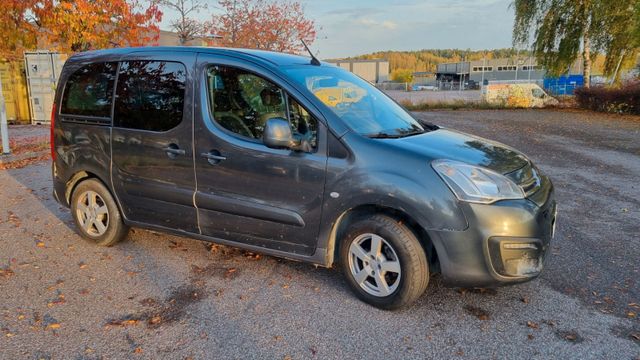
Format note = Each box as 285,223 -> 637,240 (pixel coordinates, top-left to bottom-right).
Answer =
283,66 -> 424,138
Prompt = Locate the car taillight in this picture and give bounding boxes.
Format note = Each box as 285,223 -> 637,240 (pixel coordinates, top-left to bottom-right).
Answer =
50,103 -> 56,161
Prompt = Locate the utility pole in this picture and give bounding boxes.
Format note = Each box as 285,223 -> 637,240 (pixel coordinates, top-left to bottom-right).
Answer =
0,79 -> 10,155
481,57 -> 486,86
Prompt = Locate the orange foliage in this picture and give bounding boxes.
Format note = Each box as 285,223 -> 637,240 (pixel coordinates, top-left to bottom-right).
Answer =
0,0 -> 39,59
0,0 -> 162,56
210,0 -> 316,54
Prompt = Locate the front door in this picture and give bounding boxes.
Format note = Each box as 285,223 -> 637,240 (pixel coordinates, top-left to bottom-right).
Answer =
193,54 -> 328,255
111,52 -> 198,233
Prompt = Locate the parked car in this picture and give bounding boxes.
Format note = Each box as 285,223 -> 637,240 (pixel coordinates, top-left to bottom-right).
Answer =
51,47 -> 557,309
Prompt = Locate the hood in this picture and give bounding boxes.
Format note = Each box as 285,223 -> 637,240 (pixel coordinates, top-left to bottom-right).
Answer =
386,128 -> 529,174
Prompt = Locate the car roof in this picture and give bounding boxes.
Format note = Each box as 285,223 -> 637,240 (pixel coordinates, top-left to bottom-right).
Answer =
67,46 -> 323,67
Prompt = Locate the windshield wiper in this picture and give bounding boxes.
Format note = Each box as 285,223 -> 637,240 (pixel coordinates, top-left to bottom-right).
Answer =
366,132 -> 404,139
367,129 -> 424,139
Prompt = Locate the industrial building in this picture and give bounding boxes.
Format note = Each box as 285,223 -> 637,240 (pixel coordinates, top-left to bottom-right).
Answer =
325,59 -> 390,83
436,57 -> 584,89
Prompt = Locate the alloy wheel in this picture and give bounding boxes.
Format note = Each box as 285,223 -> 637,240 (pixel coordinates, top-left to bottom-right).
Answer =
75,190 -> 109,237
348,233 -> 402,297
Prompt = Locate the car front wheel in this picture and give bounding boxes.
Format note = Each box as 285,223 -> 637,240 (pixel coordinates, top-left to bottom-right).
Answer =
340,214 -> 429,310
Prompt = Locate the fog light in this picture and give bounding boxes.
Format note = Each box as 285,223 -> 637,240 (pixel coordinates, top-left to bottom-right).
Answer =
489,237 -> 545,277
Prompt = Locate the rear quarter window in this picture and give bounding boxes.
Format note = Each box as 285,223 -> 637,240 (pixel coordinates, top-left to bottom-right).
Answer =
114,61 -> 186,132
60,62 -> 118,117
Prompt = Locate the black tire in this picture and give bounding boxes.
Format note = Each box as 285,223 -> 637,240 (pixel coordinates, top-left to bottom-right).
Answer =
340,214 -> 429,310
70,178 -> 129,246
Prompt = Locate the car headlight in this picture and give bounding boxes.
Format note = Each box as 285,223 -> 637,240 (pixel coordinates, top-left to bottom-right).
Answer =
432,159 -> 525,204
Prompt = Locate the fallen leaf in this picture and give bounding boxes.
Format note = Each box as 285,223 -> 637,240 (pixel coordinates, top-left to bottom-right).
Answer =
47,323 -> 61,330
0,268 -> 14,279
106,318 -> 140,328
527,321 -> 539,329
463,305 -> 490,320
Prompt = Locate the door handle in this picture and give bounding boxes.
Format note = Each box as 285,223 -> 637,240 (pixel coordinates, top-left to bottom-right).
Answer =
201,150 -> 226,165
164,144 -> 185,159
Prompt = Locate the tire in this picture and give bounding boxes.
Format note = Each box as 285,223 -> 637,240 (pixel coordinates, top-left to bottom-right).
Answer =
70,178 -> 129,246
340,214 -> 429,310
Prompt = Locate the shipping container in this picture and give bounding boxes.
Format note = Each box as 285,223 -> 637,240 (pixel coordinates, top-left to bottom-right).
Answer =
0,60 -> 30,124
24,51 -> 67,124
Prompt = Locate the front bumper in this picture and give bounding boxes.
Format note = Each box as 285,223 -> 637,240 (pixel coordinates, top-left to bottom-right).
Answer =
429,177 -> 556,287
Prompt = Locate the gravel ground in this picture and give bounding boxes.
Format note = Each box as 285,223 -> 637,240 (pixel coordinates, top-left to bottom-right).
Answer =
1,110 -> 639,359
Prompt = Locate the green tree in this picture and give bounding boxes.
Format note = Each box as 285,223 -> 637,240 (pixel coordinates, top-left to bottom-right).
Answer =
512,0 -> 639,87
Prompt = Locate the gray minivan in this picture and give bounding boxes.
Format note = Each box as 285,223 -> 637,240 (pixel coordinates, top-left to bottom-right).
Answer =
51,47 -> 557,309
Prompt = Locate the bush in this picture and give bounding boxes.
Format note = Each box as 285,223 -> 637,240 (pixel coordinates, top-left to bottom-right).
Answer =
574,82 -> 640,115
390,68 -> 414,83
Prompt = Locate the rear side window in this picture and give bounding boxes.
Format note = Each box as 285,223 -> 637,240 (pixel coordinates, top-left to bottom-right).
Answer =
60,62 -> 117,117
114,61 -> 186,132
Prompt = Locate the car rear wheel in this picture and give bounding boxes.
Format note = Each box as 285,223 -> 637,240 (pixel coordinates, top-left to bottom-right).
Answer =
71,179 -> 129,246
340,214 -> 429,310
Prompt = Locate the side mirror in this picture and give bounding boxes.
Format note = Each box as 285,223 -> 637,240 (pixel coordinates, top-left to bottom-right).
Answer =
263,117 -> 298,149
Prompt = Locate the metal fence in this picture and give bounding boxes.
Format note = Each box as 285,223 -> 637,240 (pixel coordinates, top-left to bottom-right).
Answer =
375,82 -> 409,91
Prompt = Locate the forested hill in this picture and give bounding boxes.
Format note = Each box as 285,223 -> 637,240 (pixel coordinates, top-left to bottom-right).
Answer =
347,49 -> 528,73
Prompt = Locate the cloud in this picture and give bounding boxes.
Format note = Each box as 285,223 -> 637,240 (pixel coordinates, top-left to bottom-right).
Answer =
324,7 -> 384,16
355,18 -> 398,30
381,21 -> 398,30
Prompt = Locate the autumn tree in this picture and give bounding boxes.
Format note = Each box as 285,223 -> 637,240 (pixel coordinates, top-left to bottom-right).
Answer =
350,49 -> 525,74
0,0 -> 162,56
160,0 -> 208,45
512,0 -> 639,87
0,0 -> 40,59
209,0 -> 316,53
390,69 -> 414,83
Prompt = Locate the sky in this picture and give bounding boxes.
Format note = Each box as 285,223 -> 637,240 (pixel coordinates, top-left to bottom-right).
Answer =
160,0 -> 516,59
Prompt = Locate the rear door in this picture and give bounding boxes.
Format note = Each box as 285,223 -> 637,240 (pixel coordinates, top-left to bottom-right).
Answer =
193,53 -> 328,255
111,52 -> 197,233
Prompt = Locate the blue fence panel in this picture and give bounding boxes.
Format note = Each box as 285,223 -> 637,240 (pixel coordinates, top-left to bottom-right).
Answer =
544,75 -> 584,96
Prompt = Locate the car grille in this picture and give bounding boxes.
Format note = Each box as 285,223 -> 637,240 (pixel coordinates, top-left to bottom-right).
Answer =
506,162 -> 541,197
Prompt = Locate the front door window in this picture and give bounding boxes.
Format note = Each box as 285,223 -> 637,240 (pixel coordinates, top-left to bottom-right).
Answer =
206,65 -> 317,151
